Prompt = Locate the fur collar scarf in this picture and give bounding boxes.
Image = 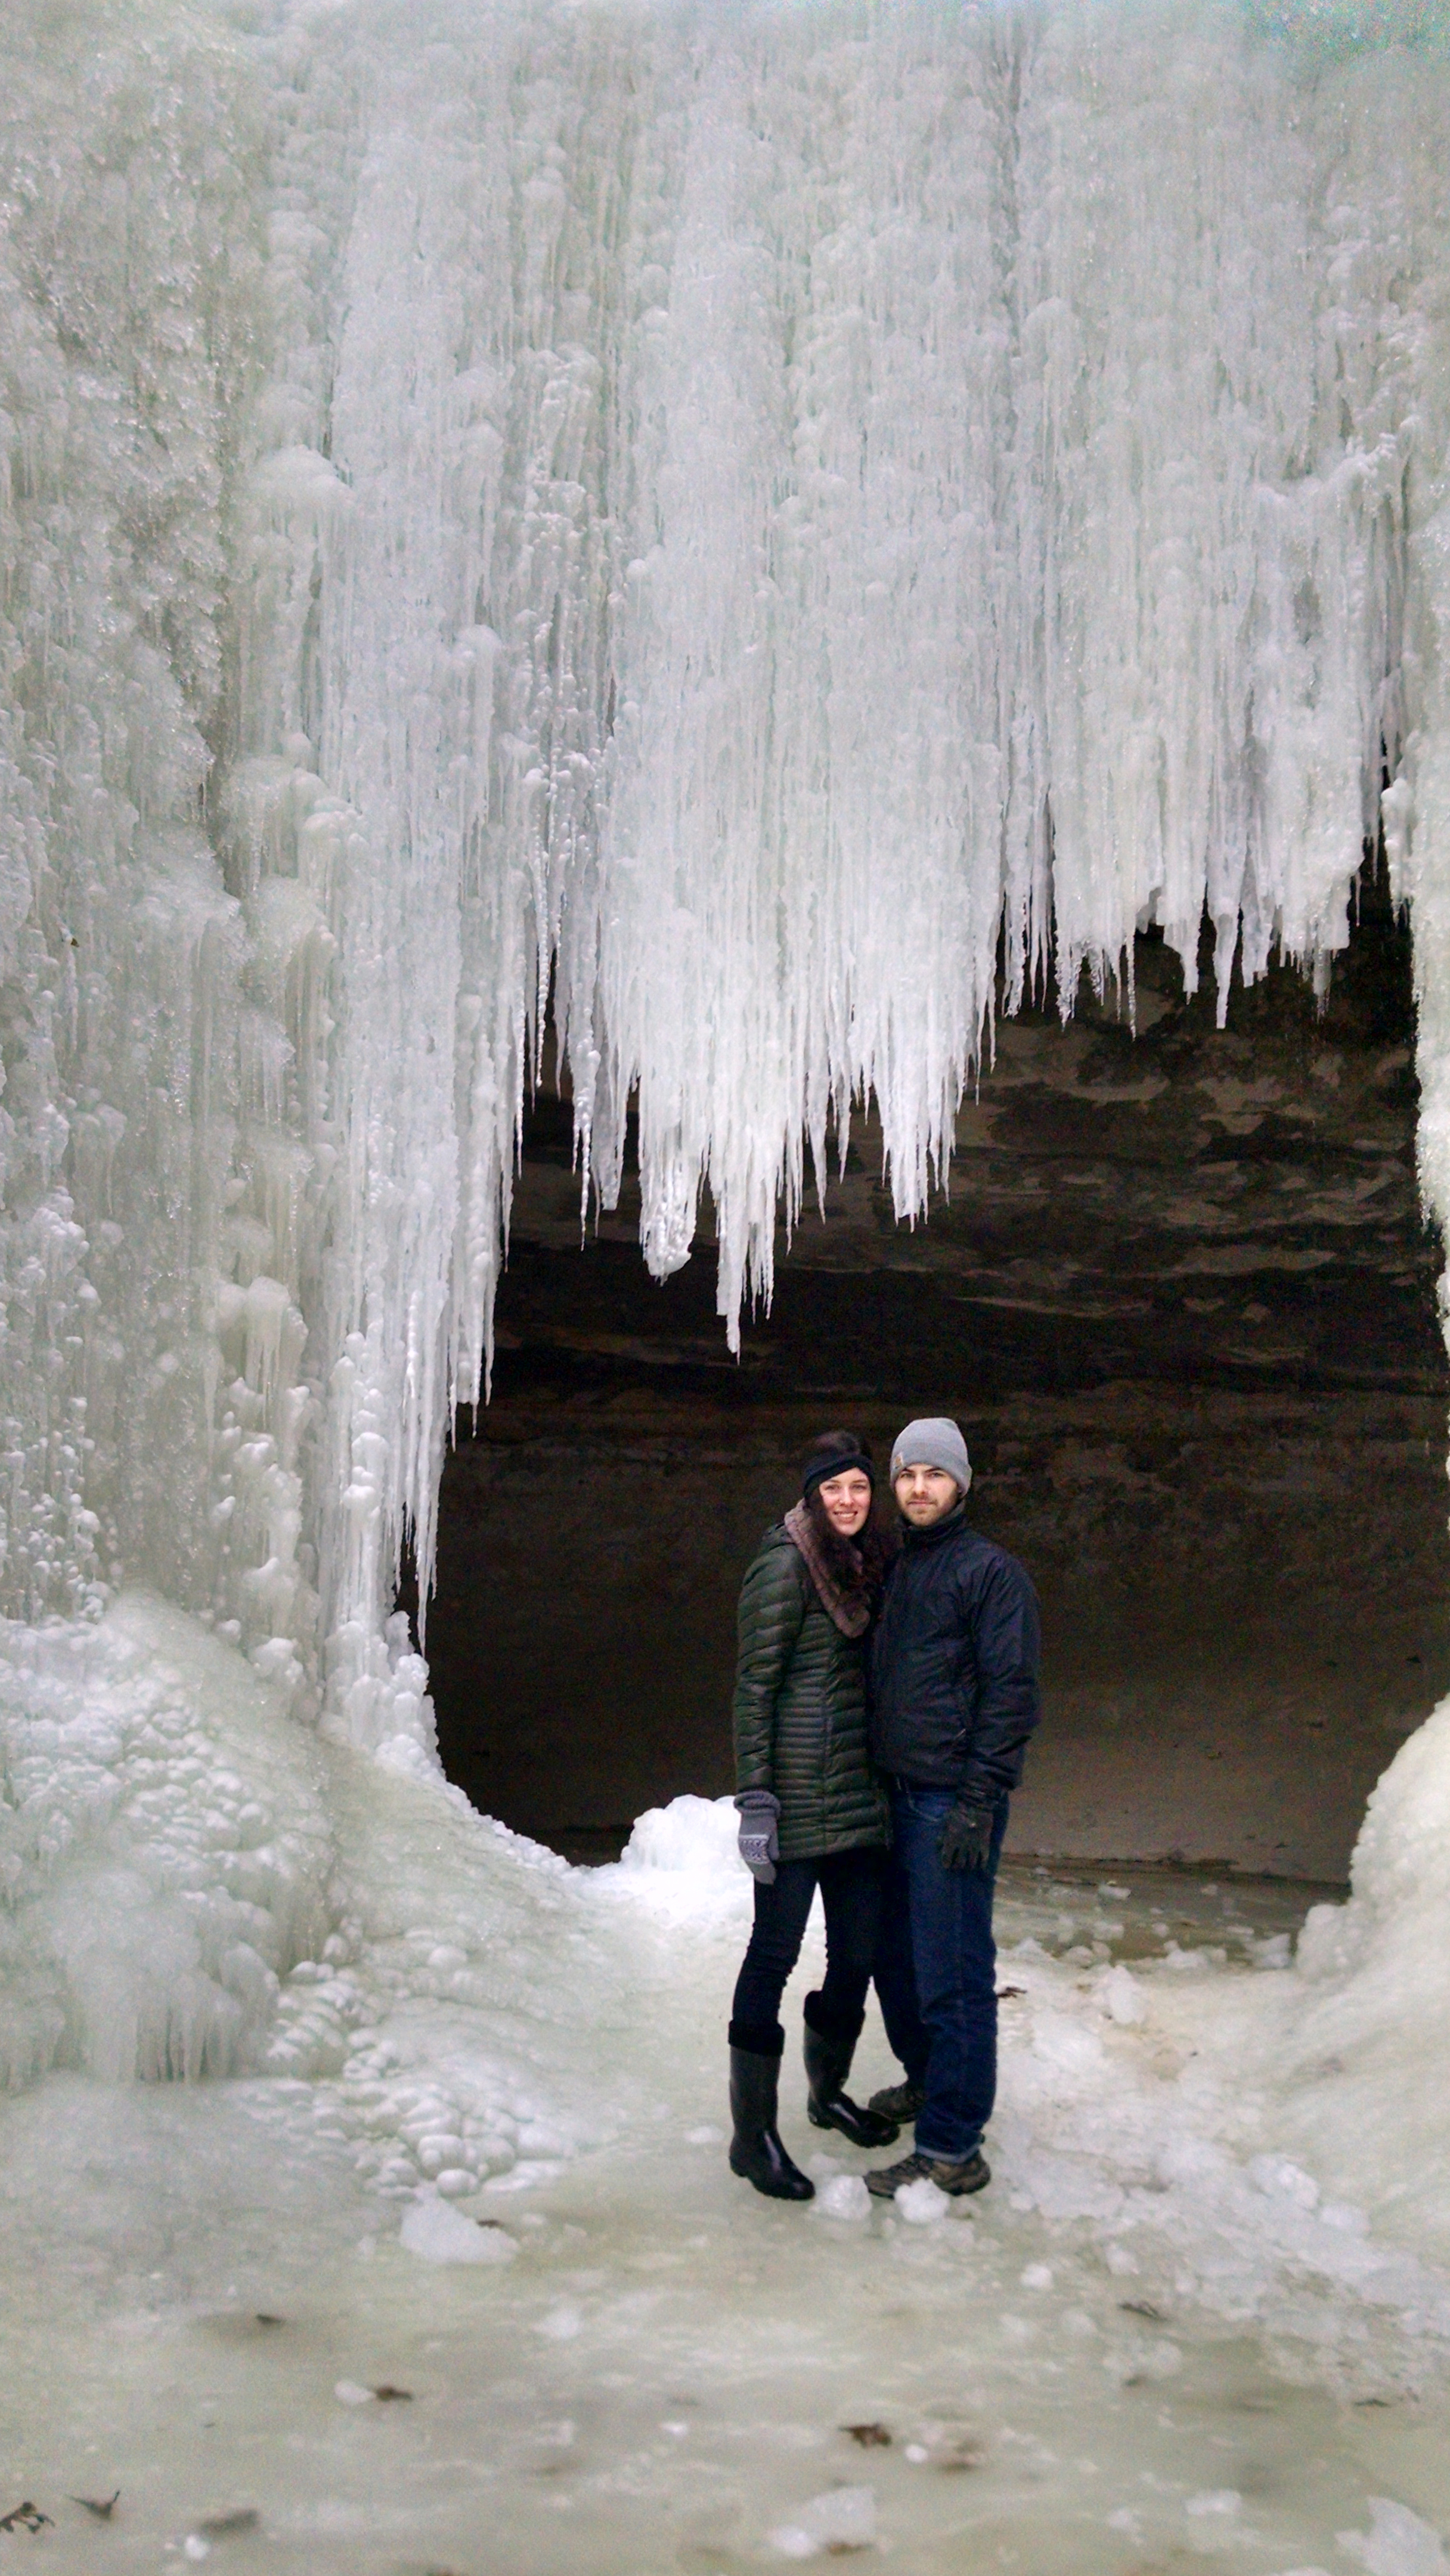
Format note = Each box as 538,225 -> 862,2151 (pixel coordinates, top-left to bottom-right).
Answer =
783,1501 -> 871,1639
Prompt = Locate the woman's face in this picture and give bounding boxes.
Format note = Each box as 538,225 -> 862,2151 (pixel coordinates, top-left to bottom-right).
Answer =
816,1468 -> 873,1538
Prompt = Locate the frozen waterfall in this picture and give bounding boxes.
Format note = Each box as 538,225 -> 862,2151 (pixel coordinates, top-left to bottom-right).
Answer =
3,0 -> 1448,1710
7,8 -> 1450,2561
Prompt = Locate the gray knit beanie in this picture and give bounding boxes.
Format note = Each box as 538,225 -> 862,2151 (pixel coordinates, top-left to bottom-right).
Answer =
890,1416 -> 972,1494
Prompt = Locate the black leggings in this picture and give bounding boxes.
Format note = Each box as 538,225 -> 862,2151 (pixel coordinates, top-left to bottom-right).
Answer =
730,1847 -> 885,2051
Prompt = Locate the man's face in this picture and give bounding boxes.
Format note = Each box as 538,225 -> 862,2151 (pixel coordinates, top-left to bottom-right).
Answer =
893,1463 -> 961,1527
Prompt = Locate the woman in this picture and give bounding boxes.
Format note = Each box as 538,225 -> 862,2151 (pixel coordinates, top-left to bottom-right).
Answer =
727,1431 -> 900,2201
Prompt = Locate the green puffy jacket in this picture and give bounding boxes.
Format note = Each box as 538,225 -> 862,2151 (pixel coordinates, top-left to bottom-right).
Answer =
732,1524 -> 889,1861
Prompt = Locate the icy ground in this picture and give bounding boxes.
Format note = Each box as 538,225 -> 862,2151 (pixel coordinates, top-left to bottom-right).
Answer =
2,1600 -> 1450,2573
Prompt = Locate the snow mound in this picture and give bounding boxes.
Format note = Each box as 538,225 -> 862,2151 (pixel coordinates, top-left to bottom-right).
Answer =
0,1596 -> 630,2213
1203,1693 -> 1450,2260
596,1793 -> 751,1919
0,1593 -> 334,2086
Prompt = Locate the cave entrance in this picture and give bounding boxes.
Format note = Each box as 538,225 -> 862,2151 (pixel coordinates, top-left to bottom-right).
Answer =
423,861 -> 1450,1882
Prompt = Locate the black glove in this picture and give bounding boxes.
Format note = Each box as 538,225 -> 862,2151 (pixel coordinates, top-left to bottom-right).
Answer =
735,1790 -> 781,1885
938,1795 -> 995,1873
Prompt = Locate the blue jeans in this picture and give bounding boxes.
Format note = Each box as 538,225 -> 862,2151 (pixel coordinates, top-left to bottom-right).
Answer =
873,1782 -> 1008,2162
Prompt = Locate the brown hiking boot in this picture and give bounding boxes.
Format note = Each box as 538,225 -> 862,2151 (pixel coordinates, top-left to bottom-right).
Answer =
864,2148 -> 990,2200
866,2077 -> 927,2124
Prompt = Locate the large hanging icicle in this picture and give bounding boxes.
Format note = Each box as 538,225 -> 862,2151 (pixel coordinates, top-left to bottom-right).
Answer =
1,0 -> 1448,1735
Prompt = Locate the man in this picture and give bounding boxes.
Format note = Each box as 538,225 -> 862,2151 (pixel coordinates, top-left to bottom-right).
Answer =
863,1417 -> 1040,2198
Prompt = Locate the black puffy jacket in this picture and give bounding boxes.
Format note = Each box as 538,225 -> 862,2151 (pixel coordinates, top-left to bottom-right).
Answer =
869,1506 -> 1040,1798
732,1525 -> 889,1861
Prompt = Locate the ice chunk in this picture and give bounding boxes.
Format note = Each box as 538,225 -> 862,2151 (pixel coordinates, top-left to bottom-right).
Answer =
896,2177 -> 949,2224
1031,2011 -> 1108,2073
536,2303 -> 583,2340
398,2195 -> 516,2267
1338,2501 -> 1448,2576
816,2175 -> 871,2221
1250,2156 -> 1320,2212
769,2488 -> 876,2558
1100,1966 -> 1147,2027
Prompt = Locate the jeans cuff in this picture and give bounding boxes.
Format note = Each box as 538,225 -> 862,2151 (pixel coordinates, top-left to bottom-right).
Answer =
916,2131 -> 983,2163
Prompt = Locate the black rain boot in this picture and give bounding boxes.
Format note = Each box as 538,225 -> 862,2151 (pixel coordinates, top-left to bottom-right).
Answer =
728,2028 -> 815,2202
803,1995 -> 900,2148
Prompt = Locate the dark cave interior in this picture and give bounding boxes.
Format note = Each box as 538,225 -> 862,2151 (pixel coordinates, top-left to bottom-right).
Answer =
416,865 -> 1450,1884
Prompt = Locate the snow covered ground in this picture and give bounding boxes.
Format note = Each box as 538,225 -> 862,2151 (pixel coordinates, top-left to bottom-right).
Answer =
2,1599 -> 1449,2573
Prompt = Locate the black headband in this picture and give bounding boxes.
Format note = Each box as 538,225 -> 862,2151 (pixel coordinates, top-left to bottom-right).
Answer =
802,1450 -> 875,1500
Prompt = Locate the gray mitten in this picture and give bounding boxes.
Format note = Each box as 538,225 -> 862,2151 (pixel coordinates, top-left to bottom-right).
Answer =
735,1790 -> 781,1885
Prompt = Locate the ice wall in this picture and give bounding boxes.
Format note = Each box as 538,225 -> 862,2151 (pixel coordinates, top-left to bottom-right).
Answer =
1,0 -> 1449,1729
0,9 -> 311,1659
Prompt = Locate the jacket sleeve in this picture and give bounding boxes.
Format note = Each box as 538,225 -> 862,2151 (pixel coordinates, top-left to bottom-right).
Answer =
733,1538 -> 808,1795
961,1555 -> 1042,1800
